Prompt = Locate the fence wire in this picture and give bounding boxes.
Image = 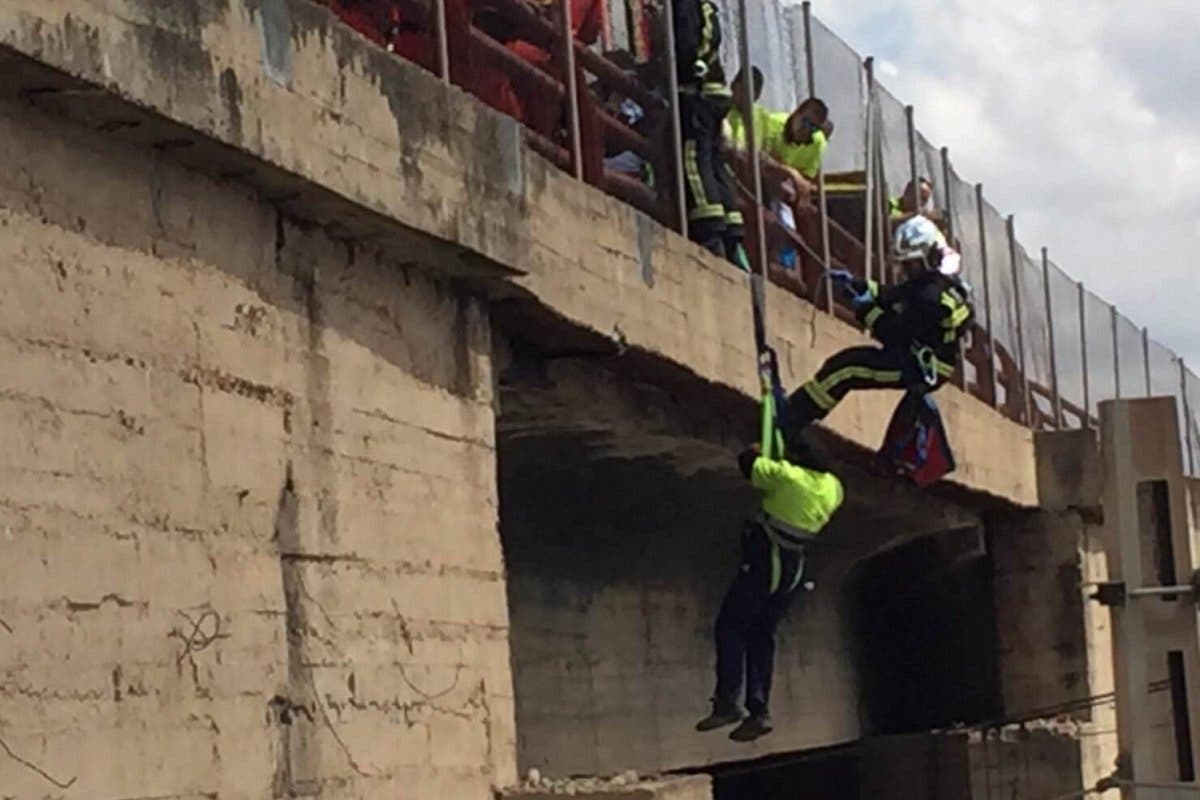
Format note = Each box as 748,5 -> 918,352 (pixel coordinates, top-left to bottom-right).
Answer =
917,132 -> 943,211
1114,312 -> 1146,399
875,83 -> 911,202
1046,262 -> 1085,427
808,16 -> 866,172
1186,367 -> 1200,476
1084,291 -> 1117,418
1014,242 -> 1052,422
1147,340 -> 1189,472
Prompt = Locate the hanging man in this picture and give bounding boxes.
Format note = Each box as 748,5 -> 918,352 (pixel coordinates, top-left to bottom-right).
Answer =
673,0 -> 747,269
696,389 -> 844,742
780,215 -> 974,444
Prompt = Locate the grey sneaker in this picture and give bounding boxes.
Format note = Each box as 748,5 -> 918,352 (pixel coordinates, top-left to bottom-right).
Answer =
729,713 -> 773,742
695,702 -> 743,732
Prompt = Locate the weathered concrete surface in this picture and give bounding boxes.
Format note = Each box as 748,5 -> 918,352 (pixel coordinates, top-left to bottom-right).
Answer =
862,724 -> 1085,800
498,358 -> 983,774
0,88 -> 514,797
0,0 -> 1038,507
500,774 -> 712,800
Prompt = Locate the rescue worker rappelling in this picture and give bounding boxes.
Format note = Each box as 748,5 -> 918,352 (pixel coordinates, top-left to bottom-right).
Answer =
780,215 -> 974,456
672,0 -> 748,270
696,352 -> 844,742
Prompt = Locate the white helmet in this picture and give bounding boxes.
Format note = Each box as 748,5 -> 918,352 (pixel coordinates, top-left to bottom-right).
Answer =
892,215 -> 960,276
892,215 -> 941,262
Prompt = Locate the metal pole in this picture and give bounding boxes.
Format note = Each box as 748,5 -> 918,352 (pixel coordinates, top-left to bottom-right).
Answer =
434,0 -> 449,84
1141,327 -> 1152,397
1182,359 -> 1196,475
905,105 -> 919,215
942,146 -> 966,391
1006,215 -> 1030,425
557,0 -> 582,179
738,0 -> 767,282
975,184 -> 998,409
1079,281 -> 1091,428
862,57 -> 876,287
1041,247 -> 1062,428
801,2 -> 832,311
662,0 -> 687,236
1111,303 -> 1121,399
940,146 -> 954,241
872,101 -> 889,284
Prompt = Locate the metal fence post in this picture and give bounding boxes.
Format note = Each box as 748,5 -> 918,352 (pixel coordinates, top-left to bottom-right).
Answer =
1006,215 -> 1030,425
739,0 -> 767,286
905,105 -> 919,210
1078,281 -> 1091,428
1041,247 -> 1062,428
557,0 -> 583,179
974,184 -> 998,409
661,0 -> 687,236
1182,359 -> 1196,475
434,0 -> 450,84
1110,303 -> 1121,399
801,2 -> 833,311
940,146 -> 954,241
862,57 -> 876,286
1141,328 -> 1152,397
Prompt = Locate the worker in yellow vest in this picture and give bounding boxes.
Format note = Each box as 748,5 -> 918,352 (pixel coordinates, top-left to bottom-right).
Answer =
696,417 -> 843,742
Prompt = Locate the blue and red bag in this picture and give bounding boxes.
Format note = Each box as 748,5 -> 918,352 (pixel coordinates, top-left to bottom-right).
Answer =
876,391 -> 956,487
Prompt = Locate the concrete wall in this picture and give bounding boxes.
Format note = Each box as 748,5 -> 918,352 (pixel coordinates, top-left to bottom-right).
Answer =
0,90 -> 515,797
0,0 -> 1039,507
862,725 -> 1084,800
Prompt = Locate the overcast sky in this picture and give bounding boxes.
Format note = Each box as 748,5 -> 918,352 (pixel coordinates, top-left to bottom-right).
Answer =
809,0 -> 1200,371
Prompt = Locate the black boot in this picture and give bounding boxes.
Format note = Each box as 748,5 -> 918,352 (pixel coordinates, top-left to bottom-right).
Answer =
695,699 -> 743,732
729,711 -> 773,742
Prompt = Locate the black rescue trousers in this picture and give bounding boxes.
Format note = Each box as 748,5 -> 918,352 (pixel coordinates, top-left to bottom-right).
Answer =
782,345 -> 950,446
680,89 -> 744,259
713,522 -> 805,716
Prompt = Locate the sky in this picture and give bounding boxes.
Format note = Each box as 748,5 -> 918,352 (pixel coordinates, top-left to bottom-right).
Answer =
806,0 -> 1200,372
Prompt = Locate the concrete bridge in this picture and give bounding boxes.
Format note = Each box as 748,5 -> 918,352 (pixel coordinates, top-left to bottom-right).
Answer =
0,3 -> 1112,799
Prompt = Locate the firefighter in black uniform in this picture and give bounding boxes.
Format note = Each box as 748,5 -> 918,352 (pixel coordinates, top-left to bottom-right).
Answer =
673,0 -> 747,269
781,215 -> 974,440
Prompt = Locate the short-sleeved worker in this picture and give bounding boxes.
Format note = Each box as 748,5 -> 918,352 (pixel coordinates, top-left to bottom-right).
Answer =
727,108 -> 827,180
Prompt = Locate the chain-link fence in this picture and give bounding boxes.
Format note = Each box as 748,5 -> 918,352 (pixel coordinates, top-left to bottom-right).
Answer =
807,16 -> 866,173
1046,261 -> 1085,427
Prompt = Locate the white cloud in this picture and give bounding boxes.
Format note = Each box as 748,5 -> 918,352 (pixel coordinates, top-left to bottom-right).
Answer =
807,0 -> 1200,376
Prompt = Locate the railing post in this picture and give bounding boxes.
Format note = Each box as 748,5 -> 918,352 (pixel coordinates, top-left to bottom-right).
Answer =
557,0 -> 583,179
1006,215 -> 1030,425
941,146 -> 966,391
1041,247 -> 1062,428
661,0 -> 687,236
1182,359 -> 1196,475
862,57 -> 876,286
1141,327 -> 1152,397
434,0 -> 450,83
940,146 -> 954,241
1110,303 -> 1121,399
801,2 -> 832,311
905,105 -> 919,211
739,0 -> 767,283
974,184 -> 998,409
1078,281 -> 1091,428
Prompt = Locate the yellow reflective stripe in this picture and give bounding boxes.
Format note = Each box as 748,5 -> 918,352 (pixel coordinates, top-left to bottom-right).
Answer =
867,279 -> 880,296
726,210 -> 744,225
787,551 -> 806,593
803,379 -> 837,412
684,141 -> 723,220
702,83 -> 732,97
769,540 -> 781,594
819,366 -> 903,395
864,306 -> 884,331
699,3 -> 716,64
935,359 -> 954,377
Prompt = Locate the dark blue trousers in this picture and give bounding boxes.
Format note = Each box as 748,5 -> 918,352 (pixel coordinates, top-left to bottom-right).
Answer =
713,523 -> 805,715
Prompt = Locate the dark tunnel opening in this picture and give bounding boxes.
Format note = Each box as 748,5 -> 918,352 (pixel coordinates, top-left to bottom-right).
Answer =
847,530 -> 1004,737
